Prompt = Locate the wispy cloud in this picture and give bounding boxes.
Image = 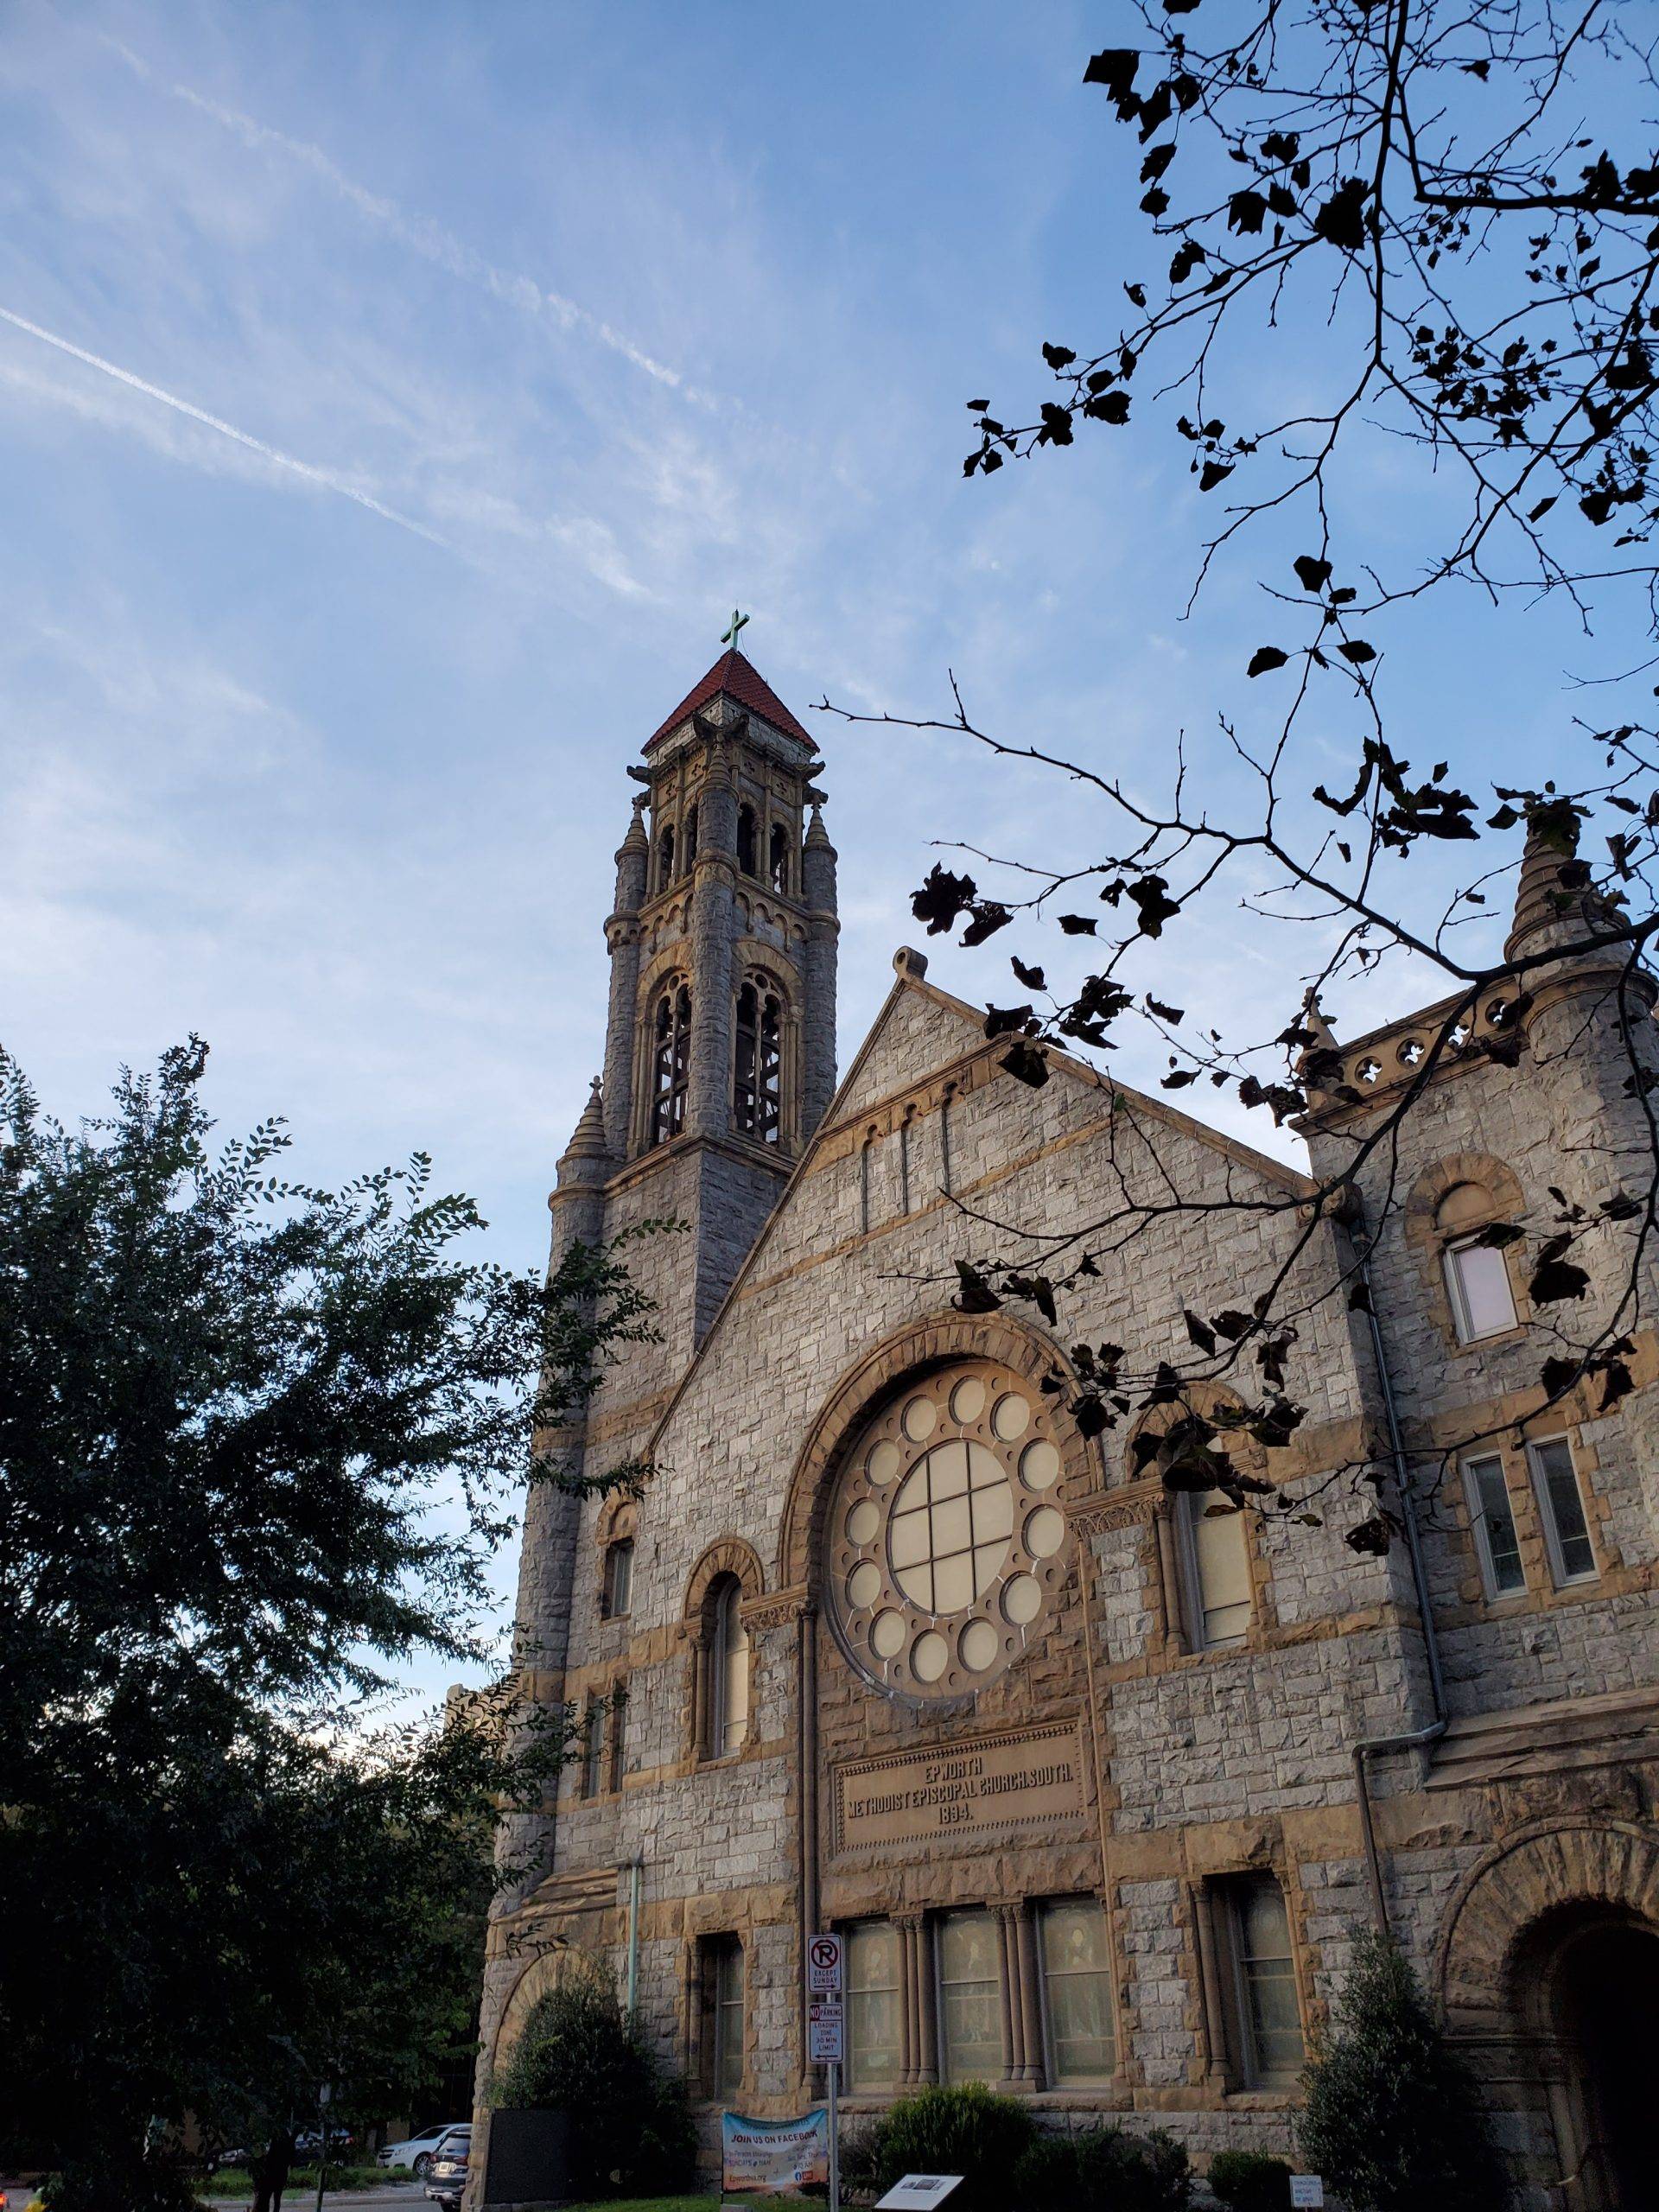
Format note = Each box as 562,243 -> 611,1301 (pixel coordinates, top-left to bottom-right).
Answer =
0,304 -> 452,546
86,24 -> 712,406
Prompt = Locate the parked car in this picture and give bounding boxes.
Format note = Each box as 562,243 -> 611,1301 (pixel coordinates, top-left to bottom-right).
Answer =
423,2126 -> 471,2210
379,2123 -> 468,2178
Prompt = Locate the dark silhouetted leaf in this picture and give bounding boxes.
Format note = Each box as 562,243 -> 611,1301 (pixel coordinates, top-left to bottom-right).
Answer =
1249,645 -> 1290,676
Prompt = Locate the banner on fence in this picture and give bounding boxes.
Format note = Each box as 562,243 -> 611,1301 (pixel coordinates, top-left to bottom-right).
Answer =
720,2106 -> 830,2196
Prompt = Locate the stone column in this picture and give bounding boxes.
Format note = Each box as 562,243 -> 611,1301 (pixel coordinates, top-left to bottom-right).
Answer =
1191,1883 -> 1229,2085
799,804 -> 839,1140
1014,1904 -> 1045,2088
1153,1500 -> 1186,1656
603,798 -> 649,1158
995,1906 -> 1021,2090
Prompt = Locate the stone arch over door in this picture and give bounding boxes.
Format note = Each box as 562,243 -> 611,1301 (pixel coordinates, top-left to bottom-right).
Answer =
493,1940 -> 610,2069
1438,1818 -> 1659,2209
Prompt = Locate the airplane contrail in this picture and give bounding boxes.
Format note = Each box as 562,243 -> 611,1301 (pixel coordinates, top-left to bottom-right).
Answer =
86,24 -> 708,404
0,305 -> 450,547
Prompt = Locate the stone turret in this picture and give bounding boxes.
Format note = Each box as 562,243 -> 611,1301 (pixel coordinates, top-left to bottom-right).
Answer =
801,802 -> 840,1135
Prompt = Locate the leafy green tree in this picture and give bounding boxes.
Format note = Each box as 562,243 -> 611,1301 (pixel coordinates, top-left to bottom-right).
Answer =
490,1964 -> 696,2199
1298,1932 -> 1510,2211
0,1039 -> 657,2210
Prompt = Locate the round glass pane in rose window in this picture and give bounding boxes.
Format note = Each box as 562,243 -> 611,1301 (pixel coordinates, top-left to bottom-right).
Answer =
888,1440 -> 1014,1613
961,1618 -> 1001,1673
901,1395 -> 938,1442
847,1560 -> 881,1611
845,1498 -> 880,1546
871,1609 -> 906,1660
1025,1504 -> 1066,1560
867,1440 -> 901,1486
1019,1440 -> 1060,1491
991,1392 -> 1031,1442
1002,1573 -> 1041,1625
950,1376 -> 987,1425
912,1629 -> 949,1682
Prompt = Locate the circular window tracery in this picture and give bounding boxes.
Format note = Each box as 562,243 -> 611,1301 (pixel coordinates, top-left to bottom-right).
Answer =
827,1360 -> 1071,1700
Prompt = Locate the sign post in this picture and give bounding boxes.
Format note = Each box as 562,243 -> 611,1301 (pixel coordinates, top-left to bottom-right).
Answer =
808,1936 -> 844,2212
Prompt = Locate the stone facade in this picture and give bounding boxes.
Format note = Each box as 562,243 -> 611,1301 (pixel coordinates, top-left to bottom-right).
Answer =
469,650 -> 1659,2211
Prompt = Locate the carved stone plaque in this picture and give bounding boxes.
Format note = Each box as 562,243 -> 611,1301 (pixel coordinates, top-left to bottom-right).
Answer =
832,1718 -> 1087,1853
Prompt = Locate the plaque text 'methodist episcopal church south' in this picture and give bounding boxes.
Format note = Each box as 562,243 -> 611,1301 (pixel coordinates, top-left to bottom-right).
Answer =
832,1718 -> 1088,1854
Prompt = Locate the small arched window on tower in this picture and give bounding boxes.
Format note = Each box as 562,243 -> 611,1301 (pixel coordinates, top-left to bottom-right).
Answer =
649,980 -> 691,1146
656,822 -> 676,893
769,822 -> 791,895
683,804 -> 699,873
708,1575 -> 750,1758
737,805 -> 758,878
734,972 -> 784,1144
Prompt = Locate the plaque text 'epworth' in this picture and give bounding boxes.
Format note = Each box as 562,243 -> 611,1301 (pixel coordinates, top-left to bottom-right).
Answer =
832,1719 -> 1086,1853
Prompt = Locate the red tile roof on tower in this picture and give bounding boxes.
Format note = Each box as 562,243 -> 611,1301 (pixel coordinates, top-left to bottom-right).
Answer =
645,647 -> 812,749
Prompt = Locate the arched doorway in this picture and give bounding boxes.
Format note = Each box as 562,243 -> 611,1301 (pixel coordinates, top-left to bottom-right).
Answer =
1539,1909 -> 1659,2212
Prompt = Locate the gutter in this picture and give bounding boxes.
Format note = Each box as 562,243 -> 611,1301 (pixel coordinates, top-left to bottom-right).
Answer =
1344,1198 -> 1448,1933
625,1855 -> 644,2020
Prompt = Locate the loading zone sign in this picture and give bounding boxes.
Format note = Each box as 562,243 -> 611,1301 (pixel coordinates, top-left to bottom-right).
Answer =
809,2000 -> 843,2063
808,1933 -> 843,1993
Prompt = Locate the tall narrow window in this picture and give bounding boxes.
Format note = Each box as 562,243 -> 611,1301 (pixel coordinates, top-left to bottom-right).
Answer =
1039,1900 -> 1116,2084
939,1086 -> 955,1197
656,823 -> 675,893
733,976 -> 783,1143
1528,1437 -> 1597,1586
683,804 -> 699,871
703,1936 -> 744,2101
649,982 -> 691,1147
607,1684 -> 628,1794
899,1109 -> 912,1215
1462,1453 -> 1525,1598
845,1922 -> 903,2092
936,1912 -> 1001,2083
1179,1491 -> 1253,1649
709,1577 -> 749,1757
1217,1876 -> 1303,2088
737,804 -> 758,877
582,1695 -> 606,1799
769,821 -> 791,894
603,1537 -> 634,1619
859,1134 -> 874,1233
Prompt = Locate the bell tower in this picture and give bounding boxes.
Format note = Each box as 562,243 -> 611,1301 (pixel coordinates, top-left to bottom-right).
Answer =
558,640 -> 838,1354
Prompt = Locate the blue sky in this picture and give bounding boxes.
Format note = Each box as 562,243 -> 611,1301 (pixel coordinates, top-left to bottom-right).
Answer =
0,2 -> 1630,1709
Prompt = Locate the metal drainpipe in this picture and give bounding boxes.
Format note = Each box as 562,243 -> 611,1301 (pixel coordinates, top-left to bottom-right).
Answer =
1344,1198 -> 1448,1934
626,1855 -> 644,2021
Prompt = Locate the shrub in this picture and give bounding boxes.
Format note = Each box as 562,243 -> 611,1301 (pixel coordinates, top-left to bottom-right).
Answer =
1298,1932 -> 1510,2211
1208,2149 -> 1294,2210
868,2084 -> 1035,2212
1013,2123 -> 1192,2212
490,1965 -> 696,2199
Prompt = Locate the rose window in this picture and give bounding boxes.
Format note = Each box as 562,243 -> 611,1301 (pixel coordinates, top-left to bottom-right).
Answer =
828,1361 -> 1070,1700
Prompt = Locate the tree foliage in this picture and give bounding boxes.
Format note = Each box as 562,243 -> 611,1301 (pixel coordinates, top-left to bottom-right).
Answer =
1299,1933 -> 1510,2209
490,1967 -> 696,2200
0,1039 -> 658,2209
825,0 -> 1659,1546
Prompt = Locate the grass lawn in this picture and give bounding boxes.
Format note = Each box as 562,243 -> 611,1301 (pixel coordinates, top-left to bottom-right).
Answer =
561,2199 -> 818,2210
200,2166 -> 413,2196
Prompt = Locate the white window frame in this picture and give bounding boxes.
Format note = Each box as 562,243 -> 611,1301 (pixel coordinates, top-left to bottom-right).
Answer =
604,1537 -> 633,1619
1526,1434 -> 1598,1588
1461,1452 -> 1527,1600
710,1580 -> 750,1758
708,1936 -> 744,2101
844,1920 -> 903,2093
1442,1233 -> 1519,1344
1177,1488 -> 1253,1651
1217,1874 -> 1304,2090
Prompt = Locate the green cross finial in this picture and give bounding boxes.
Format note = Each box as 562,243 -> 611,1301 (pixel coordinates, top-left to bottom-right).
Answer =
721,607 -> 750,650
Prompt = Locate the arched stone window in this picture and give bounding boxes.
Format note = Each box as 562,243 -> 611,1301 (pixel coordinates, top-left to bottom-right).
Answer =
709,1574 -> 750,1757
737,804 -> 758,878
769,821 -> 791,894
733,971 -> 784,1143
656,822 -> 676,893
1437,1180 -> 1519,1341
683,804 -> 699,873
649,980 -> 691,1147
827,1361 -> 1070,1700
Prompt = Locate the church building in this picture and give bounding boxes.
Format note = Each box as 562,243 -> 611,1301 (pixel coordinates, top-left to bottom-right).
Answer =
471,647 -> 1659,2211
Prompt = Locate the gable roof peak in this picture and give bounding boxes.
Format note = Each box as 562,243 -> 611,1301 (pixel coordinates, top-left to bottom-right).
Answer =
645,645 -> 811,751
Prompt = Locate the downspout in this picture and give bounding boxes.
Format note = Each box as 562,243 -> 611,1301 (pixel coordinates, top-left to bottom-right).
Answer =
625,1855 -> 643,2021
1344,1199 -> 1448,1934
